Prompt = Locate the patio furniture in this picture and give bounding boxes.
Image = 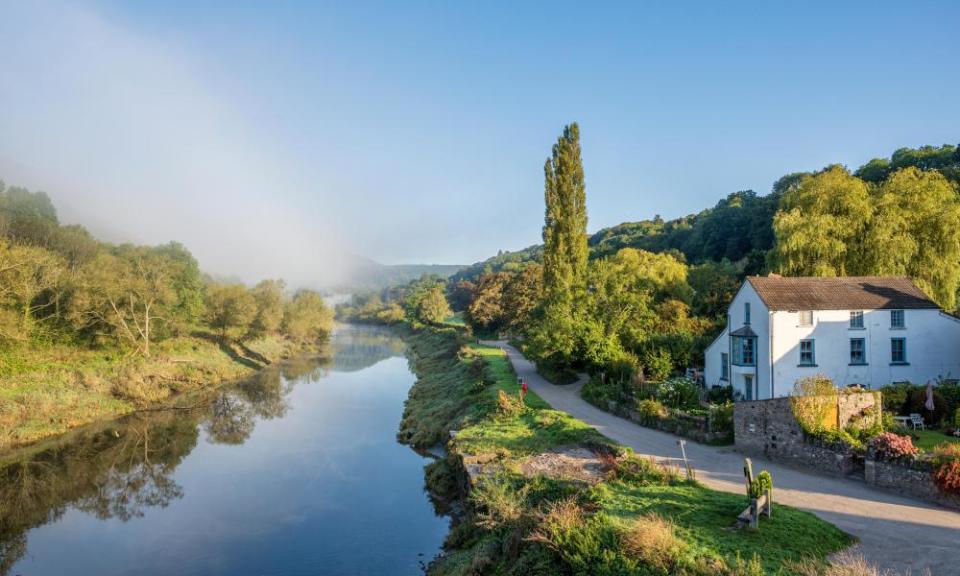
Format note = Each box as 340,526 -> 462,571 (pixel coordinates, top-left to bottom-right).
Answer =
909,413 -> 926,430
893,415 -> 912,429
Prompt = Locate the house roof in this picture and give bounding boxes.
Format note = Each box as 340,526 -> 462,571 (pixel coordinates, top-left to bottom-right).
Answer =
745,276 -> 940,311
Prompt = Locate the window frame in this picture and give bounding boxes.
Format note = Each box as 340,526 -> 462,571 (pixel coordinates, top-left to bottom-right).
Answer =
849,310 -> 864,329
799,339 -> 816,366
798,310 -> 813,327
720,352 -> 729,381
890,309 -> 905,329
849,337 -> 866,365
732,336 -> 756,367
745,302 -> 751,325
890,337 -> 907,364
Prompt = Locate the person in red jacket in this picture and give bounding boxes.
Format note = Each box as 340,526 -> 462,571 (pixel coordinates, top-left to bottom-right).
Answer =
520,380 -> 528,403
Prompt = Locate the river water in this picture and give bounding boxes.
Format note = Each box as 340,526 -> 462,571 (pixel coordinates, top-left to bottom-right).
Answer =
0,324 -> 448,576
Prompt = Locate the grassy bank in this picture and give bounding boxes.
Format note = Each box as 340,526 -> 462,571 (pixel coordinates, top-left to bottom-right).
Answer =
0,333 -> 314,449
400,326 -> 855,576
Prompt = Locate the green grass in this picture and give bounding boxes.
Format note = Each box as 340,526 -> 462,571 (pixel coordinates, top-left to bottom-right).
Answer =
0,333 -> 303,449
401,327 -> 854,576
909,429 -> 960,451
597,481 -> 854,573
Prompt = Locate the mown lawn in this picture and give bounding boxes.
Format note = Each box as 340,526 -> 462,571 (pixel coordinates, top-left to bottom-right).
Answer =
909,428 -> 960,451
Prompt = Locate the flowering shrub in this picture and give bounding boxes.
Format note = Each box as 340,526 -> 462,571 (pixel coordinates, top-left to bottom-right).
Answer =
868,432 -> 918,461
656,377 -> 700,411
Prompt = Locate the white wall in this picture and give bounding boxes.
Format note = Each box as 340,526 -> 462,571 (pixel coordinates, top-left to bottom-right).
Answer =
704,283 -> 772,400
770,308 -> 960,396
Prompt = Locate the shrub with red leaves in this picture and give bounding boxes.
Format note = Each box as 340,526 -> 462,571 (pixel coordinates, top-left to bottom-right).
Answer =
929,444 -> 960,496
869,432 -> 918,461
934,460 -> 960,495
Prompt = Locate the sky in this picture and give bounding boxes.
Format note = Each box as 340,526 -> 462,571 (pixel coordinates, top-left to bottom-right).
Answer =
1,1 -> 958,287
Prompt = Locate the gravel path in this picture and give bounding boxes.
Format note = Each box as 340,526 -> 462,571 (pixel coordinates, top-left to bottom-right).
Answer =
486,340 -> 960,575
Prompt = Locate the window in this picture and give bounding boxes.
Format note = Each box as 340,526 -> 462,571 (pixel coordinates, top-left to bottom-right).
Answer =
798,310 -> 813,326
732,336 -> 756,366
745,302 -> 751,325
850,310 -> 864,329
891,309 -> 905,329
799,339 -> 816,365
721,353 -> 729,380
891,338 -> 907,364
850,338 -> 866,365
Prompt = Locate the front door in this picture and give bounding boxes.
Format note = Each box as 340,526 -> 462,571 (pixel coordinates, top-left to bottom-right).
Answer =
744,375 -> 754,401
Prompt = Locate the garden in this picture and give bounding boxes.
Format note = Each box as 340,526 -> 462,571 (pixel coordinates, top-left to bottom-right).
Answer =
790,376 -> 960,504
581,372 -> 735,444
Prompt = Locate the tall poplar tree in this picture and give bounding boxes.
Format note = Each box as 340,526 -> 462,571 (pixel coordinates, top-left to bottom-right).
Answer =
529,123 -> 588,366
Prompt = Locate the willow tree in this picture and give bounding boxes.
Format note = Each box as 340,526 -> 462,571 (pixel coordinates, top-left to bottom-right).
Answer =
866,168 -> 960,309
529,123 -> 588,366
771,165 -> 872,276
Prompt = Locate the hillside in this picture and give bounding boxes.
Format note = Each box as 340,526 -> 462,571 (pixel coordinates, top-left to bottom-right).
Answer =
452,143 -> 959,283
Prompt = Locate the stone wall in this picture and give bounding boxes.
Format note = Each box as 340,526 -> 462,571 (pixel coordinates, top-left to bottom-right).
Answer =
865,457 -> 960,510
734,392 -> 960,510
733,393 -> 879,477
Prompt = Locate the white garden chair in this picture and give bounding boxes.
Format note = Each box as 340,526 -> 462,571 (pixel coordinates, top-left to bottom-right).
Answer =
908,413 -> 926,430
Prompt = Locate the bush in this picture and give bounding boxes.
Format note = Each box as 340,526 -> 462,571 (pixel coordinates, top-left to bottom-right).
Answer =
933,459 -> 960,496
954,407 -> 960,429
656,377 -> 700,411
707,385 -> 733,404
709,401 -> 734,436
496,389 -> 526,418
642,348 -> 673,381
621,513 -> 686,571
791,375 -> 837,433
749,470 -> 773,500
932,444 -> 960,496
881,382 -> 915,415
868,432 -> 918,461
635,398 -> 667,425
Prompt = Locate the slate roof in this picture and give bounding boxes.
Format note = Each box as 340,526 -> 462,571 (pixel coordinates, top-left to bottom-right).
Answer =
729,325 -> 758,337
746,276 -> 940,311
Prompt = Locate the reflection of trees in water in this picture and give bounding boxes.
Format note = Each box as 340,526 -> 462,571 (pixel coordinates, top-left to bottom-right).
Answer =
0,354 -> 330,574
0,413 -> 198,573
328,324 -> 406,373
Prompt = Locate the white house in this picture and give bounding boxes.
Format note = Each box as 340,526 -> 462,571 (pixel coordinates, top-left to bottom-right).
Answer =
704,275 -> 960,400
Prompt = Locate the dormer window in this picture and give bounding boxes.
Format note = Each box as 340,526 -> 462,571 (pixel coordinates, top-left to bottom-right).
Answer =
744,302 -> 751,325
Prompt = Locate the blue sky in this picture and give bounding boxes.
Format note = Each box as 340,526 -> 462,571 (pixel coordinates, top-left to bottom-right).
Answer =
1,1 -> 958,285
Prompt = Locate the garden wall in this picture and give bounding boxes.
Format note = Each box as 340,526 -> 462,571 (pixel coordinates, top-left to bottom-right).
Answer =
734,394 -> 960,510
733,394 -> 879,477
864,457 -> 960,510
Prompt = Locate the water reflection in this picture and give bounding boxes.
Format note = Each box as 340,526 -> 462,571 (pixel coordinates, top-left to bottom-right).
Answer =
0,324 -> 442,576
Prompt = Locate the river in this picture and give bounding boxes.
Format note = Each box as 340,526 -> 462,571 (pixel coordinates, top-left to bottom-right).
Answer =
0,324 -> 448,576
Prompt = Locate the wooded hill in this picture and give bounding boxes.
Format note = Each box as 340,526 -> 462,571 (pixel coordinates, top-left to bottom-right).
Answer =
452,143 -> 960,290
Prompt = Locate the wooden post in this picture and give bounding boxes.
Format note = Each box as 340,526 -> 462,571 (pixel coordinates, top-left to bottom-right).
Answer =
743,458 -> 754,497
764,488 -> 772,518
678,440 -> 692,481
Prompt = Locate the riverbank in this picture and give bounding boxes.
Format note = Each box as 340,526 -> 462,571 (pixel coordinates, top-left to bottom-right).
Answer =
399,325 -> 855,576
0,332 -> 321,450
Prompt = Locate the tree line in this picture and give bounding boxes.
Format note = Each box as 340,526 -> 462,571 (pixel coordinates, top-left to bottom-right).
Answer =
453,143 -> 960,307
0,181 -> 333,356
